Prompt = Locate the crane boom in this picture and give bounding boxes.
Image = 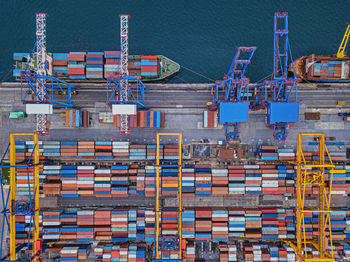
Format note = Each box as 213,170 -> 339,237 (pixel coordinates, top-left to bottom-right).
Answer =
119,14 -> 130,135
36,13 -> 49,135
337,24 -> 350,58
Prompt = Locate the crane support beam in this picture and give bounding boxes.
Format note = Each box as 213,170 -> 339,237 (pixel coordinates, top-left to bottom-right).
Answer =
1,133 -> 41,261
337,24 -> 350,58
119,14 -> 130,135
35,13 -> 49,136
287,133 -> 340,262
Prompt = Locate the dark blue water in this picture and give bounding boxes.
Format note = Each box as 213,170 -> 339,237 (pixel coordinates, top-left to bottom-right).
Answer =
0,0 -> 349,83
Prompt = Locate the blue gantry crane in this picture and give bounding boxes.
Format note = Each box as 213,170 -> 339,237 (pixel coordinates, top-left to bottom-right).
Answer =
252,12 -> 298,141
106,14 -> 148,136
20,13 -> 80,136
210,47 -> 256,141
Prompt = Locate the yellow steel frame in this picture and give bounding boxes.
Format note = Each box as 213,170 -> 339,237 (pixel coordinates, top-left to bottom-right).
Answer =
9,133 -> 40,261
155,133 -> 183,260
337,24 -> 350,58
287,133 -> 345,262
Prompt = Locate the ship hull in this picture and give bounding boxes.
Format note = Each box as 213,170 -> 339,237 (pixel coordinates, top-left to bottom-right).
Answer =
13,52 -> 180,82
292,54 -> 350,82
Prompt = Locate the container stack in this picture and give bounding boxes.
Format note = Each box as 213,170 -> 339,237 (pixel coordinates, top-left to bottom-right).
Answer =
52,53 -> 68,75
145,166 -> 156,197
42,210 -> 61,240
111,165 -> 129,197
145,208 -> 156,242
245,209 -> 262,238
228,165 -> 245,195
161,208 -> 179,239
104,51 -> 121,78
94,209 -> 111,241
185,242 -> 195,262
258,145 -> 279,160
137,168 -> 146,196
261,165 -> 279,195
86,52 -> 103,79
128,209 -> 137,240
95,141 -> 113,159
203,110 -> 218,128
130,145 -> 147,160
77,166 -> 94,197
111,209 -> 128,242
212,209 -> 229,241
43,141 -> 60,157
163,144 -> 179,160
94,169 -> 111,197
112,141 -> 130,158
16,167 -> 33,196
195,208 -> 212,240
182,166 -> 195,196
137,111 -> 165,128
261,208 -> 279,239
228,209 -> 245,238
78,141 -> 95,158
77,227 -> 94,242
182,209 -> 195,239
68,52 -> 86,80
195,164 -> 212,196
228,243 -> 238,261
212,169 -> 228,195
245,165 -> 262,195
61,166 -> 78,198
146,144 -> 163,160
219,244 -> 229,261
140,55 -> 158,78
137,208 -> 146,241
65,109 -> 89,128
162,168 -> 178,196
60,246 -> 79,262
60,141 -> 78,157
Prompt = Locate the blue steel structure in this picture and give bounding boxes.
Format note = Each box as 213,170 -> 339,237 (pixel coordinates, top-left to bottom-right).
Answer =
20,71 -> 80,108
0,134 -> 42,262
106,75 -> 148,109
252,12 -> 298,140
210,47 -> 256,141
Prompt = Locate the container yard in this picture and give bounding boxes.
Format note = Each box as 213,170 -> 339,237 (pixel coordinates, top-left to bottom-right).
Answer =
1,9 -> 350,262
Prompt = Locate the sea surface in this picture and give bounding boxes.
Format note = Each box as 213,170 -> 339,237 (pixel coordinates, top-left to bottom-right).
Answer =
0,0 -> 349,83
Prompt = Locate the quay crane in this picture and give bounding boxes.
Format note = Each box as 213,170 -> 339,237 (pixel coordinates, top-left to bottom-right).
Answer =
252,12 -> 298,141
106,14 -> 148,136
20,13 -> 80,136
209,47 -> 256,141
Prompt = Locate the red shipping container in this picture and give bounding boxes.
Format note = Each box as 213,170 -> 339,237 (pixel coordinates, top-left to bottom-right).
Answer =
105,51 -> 121,55
68,68 -> 85,75
141,55 -> 157,60
68,54 -> 85,61
52,60 -> 68,66
86,60 -> 104,65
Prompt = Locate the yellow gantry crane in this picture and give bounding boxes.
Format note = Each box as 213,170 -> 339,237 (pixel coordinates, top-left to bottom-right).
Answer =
337,24 -> 350,58
154,133 -> 183,261
287,133 -> 345,261
4,133 -> 41,261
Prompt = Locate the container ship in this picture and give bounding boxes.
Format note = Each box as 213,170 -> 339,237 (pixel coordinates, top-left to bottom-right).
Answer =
292,54 -> 350,82
13,51 -> 180,82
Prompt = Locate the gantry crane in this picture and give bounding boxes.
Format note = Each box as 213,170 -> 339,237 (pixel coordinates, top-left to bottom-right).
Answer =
153,133 -> 184,261
210,47 -> 256,141
20,13 -> 80,136
106,14 -> 148,135
286,133 -> 345,261
0,133 -> 41,262
252,12 -> 298,140
337,24 -> 350,58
